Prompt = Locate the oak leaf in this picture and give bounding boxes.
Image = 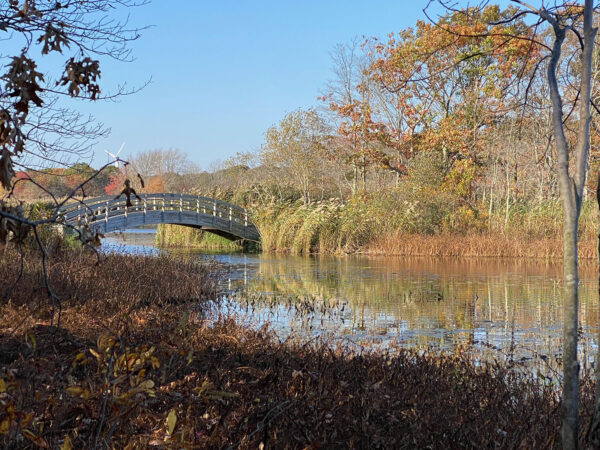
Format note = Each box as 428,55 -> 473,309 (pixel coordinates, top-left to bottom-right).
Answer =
0,148 -> 15,189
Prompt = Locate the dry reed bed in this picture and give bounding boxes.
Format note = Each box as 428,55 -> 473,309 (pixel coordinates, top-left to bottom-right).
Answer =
251,197 -> 600,257
365,232 -> 598,259
0,248 -> 598,448
0,247 -> 219,317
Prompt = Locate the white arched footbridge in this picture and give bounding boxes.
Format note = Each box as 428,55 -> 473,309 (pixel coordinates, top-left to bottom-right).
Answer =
58,193 -> 260,242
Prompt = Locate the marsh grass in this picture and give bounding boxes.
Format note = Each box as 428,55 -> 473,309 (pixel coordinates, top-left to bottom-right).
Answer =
254,198 -> 379,254
365,232 -> 597,258
155,223 -> 243,251
250,196 -> 600,258
0,246 -> 219,318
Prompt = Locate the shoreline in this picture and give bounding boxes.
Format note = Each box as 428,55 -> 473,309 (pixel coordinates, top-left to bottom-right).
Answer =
152,227 -> 599,260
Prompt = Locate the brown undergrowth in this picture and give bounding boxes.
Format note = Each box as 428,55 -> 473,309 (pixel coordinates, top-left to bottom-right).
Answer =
0,248 -> 598,448
365,231 -> 598,259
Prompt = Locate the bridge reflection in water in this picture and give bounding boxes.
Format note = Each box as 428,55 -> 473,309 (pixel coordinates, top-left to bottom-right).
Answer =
59,193 -> 260,242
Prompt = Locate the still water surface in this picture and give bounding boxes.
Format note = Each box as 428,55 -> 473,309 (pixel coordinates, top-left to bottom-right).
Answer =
103,230 -> 600,370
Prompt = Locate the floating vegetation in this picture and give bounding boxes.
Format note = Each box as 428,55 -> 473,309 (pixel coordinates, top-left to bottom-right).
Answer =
222,289 -> 350,325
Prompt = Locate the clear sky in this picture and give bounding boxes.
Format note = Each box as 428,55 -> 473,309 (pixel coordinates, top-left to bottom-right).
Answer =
85,1 -> 505,170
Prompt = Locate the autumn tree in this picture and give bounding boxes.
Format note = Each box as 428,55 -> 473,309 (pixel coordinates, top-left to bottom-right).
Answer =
367,5 -> 538,172
507,3 -> 595,447
322,40 -> 377,193
261,109 -> 331,204
128,148 -> 198,193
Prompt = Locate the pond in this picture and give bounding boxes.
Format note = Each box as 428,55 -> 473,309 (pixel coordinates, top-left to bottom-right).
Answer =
102,229 -> 600,373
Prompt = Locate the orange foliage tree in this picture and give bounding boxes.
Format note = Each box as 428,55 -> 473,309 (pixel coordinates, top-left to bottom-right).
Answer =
367,5 -> 539,162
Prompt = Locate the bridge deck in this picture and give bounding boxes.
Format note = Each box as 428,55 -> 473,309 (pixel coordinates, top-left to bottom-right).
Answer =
58,193 -> 260,242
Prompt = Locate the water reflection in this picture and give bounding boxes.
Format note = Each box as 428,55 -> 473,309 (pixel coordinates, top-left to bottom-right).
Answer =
220,255 -> 596,365
104,231 -> 600,371
102,229 -> 159,255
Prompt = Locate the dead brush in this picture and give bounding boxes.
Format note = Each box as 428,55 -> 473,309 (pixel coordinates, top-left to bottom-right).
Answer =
0,246 -> 219,328
3,310 -> 597,448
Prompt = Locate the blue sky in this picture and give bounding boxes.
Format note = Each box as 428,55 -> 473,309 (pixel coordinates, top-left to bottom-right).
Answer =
85,1 -> 502,169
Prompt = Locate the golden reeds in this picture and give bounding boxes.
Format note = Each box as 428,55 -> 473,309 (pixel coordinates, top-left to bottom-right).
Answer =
364,232 -> 598,259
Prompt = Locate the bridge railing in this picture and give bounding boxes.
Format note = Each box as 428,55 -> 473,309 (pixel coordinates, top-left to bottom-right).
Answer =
58,193 -> 250,227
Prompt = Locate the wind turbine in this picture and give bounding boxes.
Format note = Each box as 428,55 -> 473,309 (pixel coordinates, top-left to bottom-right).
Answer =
104,142 -> 125,168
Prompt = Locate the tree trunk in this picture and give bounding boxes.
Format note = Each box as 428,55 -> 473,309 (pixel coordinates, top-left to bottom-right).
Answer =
504,162 -> 511,231
562,207 -> 580,449
550,45 -> 580,450
545,2 -> 596,447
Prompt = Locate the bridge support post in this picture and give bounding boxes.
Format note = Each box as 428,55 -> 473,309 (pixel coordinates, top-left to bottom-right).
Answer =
105,201 -> 109,224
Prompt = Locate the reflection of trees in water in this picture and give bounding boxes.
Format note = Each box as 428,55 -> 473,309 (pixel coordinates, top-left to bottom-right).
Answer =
232,255 -> 599,365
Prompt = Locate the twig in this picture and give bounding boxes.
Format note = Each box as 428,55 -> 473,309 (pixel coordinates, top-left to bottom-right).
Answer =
225,400 -> 293,450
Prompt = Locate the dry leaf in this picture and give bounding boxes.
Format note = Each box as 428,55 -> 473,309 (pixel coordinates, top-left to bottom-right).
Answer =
0,148 -> 15,190
167,409 -> 177,436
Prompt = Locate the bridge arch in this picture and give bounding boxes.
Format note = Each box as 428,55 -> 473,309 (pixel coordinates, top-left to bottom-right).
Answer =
58,193 -> 260,242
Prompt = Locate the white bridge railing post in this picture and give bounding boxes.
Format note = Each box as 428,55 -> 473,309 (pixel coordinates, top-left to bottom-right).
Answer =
105,201 -> 109,224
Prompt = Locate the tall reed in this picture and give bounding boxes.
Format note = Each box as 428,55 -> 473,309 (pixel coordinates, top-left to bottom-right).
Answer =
251,195 -> 599,257
155,224 -> 242,250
